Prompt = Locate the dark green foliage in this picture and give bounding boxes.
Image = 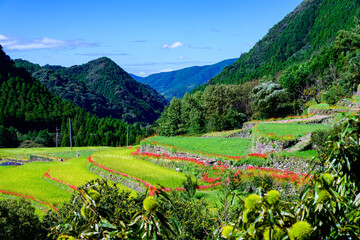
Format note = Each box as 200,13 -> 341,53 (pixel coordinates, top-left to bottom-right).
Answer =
322,83 -> 347,105
164,192 -> 217,240
209,0 -> 360,86
45,179 -> 142,239
310,129 -> 330,158
0,125 -> 19,147
0,198 -> 46,240
182,175 -> 198,199
0,46 -> 146,147
15,57 -> 168,124
159,83 -> 255,136
136,58 -> 237,101
45,179 -> 181,239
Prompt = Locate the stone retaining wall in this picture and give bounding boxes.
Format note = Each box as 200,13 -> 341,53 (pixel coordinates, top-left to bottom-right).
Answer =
308,108 -> 346,116
140,144 -> 216,164
0,155 -> 54,164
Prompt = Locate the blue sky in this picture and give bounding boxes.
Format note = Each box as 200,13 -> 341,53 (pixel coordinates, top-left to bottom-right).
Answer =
0,0 -> 303,76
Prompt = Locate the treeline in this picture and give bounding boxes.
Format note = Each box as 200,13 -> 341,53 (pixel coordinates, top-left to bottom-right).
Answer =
159,21 -> 360,136
278,18 -> 360,112
15,57 -> 168,124
158,82 -> 256,136
0,46 -> 147,147
209,0 -> 360,86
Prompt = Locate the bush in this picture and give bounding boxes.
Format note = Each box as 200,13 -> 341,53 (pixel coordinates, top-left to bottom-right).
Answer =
0,198 -> 46,240
323,84 -> 347,105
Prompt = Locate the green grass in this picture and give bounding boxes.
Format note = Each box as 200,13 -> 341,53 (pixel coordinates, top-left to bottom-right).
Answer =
202,129 -> 241,137
92,148 -> 189,189
49,156 -> 134,194
277,150 -> 318,160
0,146 -> 113,161
256,123 -> 330,137
48,157 -> 101,187
143,136 -> 252,156
0,161 -> 72,206
309,103 -> 348,110
195,190 -> 225,207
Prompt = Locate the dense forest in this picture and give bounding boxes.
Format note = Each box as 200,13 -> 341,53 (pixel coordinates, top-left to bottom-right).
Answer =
15,57 -> 168,124
159,13 -> 360,135
0,46 -> 148,147
158,82 -> 256,135
208,0 -> 360,86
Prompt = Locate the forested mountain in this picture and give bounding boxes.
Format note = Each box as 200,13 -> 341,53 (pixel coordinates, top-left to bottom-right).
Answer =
209,0 -> 360,85
159,0 -> 360,135
134,58 -> 237,101
0,46 -> 146,147
15,58 -> 168,124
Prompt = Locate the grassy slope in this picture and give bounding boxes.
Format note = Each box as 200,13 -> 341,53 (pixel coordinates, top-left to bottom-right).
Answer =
92,148 -> 189,189
256,123 -> 330,137
145,136 -> 252,156
48,156 -> 134,193
0,147 -> 111,160
0,161 -> 71,206
48,157 -> 100,186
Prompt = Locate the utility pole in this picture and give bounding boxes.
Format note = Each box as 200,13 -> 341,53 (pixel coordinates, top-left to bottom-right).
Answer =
127,125 -> 129,147
55,127 -> 59,147
69,118 -> 72,151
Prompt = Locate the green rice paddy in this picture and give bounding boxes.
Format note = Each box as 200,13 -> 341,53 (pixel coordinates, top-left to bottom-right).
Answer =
92,148 -> 189,189
256,123 -> 330,137
143,136 -> 252,156
0,161 -> 71,206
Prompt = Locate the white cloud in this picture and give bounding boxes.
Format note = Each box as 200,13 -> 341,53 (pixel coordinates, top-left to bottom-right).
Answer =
162,41 -> 183,49
159,68 -> 175,73
0,34 -> 98,51
138,72 -> 147,77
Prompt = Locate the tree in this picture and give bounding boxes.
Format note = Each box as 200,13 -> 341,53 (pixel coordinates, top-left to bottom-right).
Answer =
159,97 -> 182,136
251,82 -> 292,119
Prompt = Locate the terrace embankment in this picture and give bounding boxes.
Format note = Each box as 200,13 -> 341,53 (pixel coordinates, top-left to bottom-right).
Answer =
140,144 -> 216,164
0,155 -> 54,164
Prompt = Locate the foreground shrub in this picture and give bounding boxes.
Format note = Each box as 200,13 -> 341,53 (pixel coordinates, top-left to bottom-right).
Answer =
0,198 -> 46,240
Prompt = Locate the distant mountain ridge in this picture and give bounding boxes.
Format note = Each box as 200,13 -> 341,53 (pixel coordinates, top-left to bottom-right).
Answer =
209,0 -> 360,85
133,58 -> 237,101
15,57 -> 168,124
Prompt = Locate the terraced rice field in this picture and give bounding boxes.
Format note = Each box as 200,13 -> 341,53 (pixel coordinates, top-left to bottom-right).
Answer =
143,136 -> 252,156
0,161 -> 72,206
91,148 -> 189,189
255,122 -> 330,137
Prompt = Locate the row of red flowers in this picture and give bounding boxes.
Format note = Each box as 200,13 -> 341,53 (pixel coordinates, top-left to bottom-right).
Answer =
134,149 -> 310,186
0,189 -> 58,211
133,150 -> 227,183
201,172 -> 220,183
88,155 -> 222,194
235,166 -> 311,183
140,140 -> 267,161
132,149 -> 206,166
43,168 -> 78,191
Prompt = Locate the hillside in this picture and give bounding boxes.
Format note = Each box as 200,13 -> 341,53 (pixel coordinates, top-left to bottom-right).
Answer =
15,58 -> 168,124
0,46 -> 145,147
209,0 -> 360,85
134,58 -> 237,101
